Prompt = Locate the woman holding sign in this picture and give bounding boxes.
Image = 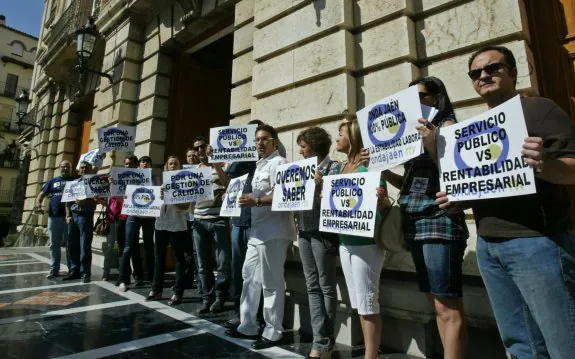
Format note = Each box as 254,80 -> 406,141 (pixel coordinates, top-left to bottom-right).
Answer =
295,127 -> 341,359
382,77 -> 469,359
336,119 -> 388,359
145,156 -> 190,306
225,124 -> 297,350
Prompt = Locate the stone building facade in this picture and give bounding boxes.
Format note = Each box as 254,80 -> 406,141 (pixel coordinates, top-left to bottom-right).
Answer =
23,0 -> 575,357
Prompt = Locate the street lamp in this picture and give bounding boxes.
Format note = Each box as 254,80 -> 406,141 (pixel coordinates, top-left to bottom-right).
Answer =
15,89 -> 39,133
75,17 -> 112,85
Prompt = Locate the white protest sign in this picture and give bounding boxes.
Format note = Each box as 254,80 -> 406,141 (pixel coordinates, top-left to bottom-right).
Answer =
209,125 -> 258,163
163,167 -> 214,204
121,185 -> 163,217
61,179 -> 87,202
439,95 -> 536,201
98,126 -> 136,153
220,173 -> 249,217
110,168 -> 152,197
319,171 -> 380,238
357,86 -> 424,171
271,157 -> 317,211
77,148 -> 105,169
82,174 -> 110,198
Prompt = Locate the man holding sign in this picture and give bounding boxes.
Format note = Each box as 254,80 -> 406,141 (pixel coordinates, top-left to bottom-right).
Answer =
437,46 -> 575,358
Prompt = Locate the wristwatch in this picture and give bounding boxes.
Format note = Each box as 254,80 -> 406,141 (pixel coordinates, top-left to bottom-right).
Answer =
256,197 -> 262,207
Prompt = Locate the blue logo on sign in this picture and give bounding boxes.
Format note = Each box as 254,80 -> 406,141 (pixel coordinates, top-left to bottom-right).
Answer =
367,105 -> 406,147
132,187 -> 155,208
227,178 -> 242,206
454,125 -> 509,176
329,181 -> 363,213
170,170 -> 201,196
281,164 -> 307,194
217,128 -> 248,150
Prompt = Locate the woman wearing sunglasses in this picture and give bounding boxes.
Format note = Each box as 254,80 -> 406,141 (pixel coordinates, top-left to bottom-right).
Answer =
382,77 -> 469,359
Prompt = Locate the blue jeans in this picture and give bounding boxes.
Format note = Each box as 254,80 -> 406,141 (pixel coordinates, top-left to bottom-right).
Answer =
477,233 -> 575,359
193,218 -> 231,302
232,225 -> 250,311
48,216 -> 69,273
120,216 -> 155,283
68,212 -> 94,276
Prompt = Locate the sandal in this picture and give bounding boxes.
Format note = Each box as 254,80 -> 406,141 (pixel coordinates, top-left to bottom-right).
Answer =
168,295 -> 182,306
145,291 -> 162,301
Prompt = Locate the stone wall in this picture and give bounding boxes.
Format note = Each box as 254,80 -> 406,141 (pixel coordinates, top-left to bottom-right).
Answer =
229,0 -> 535,356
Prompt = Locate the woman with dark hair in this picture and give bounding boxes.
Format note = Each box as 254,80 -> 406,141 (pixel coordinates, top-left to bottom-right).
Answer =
145,155 -> 191,306
295,126 -> 341,359
336,119 -> 388,359
383,77 -> 469,359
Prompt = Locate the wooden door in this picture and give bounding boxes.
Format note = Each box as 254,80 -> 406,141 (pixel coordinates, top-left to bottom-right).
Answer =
165,35 -> 234,161
524,0 -> 575,219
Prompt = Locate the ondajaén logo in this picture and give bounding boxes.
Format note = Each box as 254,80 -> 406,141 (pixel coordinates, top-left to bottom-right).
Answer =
217,128 -> 248,150
367,103 -> 407,147
132,187 -> 155,208
454,113 -> 509,176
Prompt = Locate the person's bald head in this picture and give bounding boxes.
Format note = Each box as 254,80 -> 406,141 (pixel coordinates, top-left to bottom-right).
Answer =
59,160 -> 72,177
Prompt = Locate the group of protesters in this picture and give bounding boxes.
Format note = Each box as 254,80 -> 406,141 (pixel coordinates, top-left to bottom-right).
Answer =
35,45 -> 575,359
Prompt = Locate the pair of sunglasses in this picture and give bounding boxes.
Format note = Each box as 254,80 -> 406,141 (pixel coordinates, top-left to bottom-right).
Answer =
467,62 -> 509,80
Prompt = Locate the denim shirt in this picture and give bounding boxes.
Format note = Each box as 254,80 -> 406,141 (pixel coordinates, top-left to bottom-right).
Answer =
295,156 -> 341,232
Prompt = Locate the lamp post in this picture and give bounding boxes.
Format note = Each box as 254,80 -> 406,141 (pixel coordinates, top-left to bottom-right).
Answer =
15,89 -> 39,133
75,16 -> 112,89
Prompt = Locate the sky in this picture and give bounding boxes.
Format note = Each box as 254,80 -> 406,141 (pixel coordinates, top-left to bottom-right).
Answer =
0,0 -> 44,38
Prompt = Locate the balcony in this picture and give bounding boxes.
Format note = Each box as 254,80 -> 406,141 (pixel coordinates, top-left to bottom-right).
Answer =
0,104 -> 19,133
38,0 -> 94,81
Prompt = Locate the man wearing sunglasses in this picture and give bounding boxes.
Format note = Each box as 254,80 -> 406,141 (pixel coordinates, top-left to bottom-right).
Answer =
437,46 -> 575,358
35,160 -> 77,279
192,136 -> 232,314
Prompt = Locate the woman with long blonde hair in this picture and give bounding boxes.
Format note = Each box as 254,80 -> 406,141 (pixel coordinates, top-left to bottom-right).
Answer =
146,155 -> 191,306
335,119 -> 387,359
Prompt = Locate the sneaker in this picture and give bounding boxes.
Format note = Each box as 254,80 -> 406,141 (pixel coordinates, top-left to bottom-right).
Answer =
210,298 -> 225,313
81,274 -> 91,284
119,283 -> 128,292
196,300 -> 213,315
62,272 -> 81,281
46,272 -> 59,279
224,316 -> 241,329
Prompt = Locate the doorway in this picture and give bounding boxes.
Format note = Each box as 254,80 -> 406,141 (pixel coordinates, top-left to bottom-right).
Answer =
166,34 -> 234,160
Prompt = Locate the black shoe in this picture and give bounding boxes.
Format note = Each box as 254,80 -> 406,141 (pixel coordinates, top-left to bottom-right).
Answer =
168,295 -> 182,306
210,298 -> 225,313
145,291 -> 162,301
62,273 -> 81,281
223,317 -> 241,329
134,277 -> 145,287
251,337 -> 281,350
196,301 -> 213,315
102,269 -> 110,281
224,328 -> 259,340
46,272 -> 59,279
81,274 -> 91,284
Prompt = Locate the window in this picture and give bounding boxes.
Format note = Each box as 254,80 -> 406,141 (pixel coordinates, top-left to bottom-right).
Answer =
4,74 -> 19,98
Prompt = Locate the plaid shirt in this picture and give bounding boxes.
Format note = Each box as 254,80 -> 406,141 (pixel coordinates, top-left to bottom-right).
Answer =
399,120 -> 468,242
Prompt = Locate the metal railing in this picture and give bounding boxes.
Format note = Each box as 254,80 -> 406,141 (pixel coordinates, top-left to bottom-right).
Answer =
0,189 -> 15,203
43,0 -> 94,50
0,81 -> 26,100
0,104 -> 20,132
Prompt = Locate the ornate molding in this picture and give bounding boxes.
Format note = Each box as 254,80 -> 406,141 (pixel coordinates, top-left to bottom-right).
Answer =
178,0 -> 203,25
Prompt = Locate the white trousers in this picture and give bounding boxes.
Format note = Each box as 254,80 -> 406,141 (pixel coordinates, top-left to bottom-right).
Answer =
340,244 -> 385,315
236,238 -> 289,341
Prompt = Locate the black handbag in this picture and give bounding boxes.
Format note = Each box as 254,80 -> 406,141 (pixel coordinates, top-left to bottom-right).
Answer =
318,160 -> 340,256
